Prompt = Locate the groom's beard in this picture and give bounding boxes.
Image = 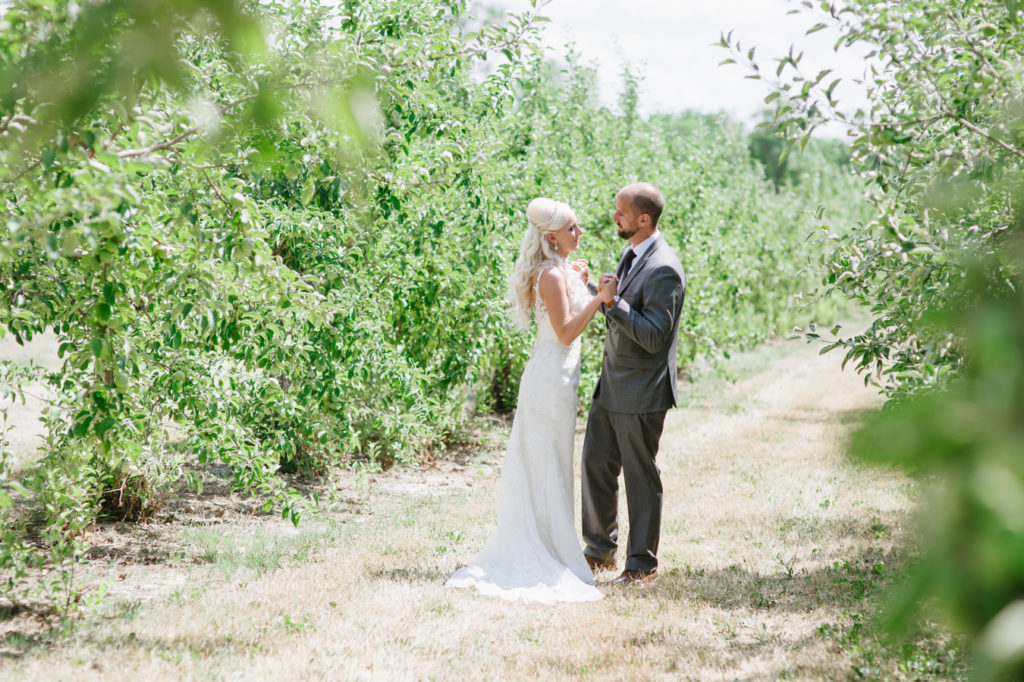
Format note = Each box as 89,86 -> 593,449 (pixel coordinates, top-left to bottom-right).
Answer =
617,224 -> 637,240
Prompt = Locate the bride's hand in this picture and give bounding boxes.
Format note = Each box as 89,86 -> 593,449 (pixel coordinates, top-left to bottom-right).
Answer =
597,274 -> 617,303
570,259 -> 589,284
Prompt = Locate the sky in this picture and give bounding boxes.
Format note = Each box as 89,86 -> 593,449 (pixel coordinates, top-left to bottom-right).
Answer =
479,0 -> 872,134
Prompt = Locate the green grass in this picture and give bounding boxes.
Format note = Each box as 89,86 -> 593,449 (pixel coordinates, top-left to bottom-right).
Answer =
184,520 -> 346,577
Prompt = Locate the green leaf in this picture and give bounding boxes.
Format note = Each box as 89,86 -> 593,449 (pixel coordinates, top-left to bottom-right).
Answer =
300,178 -> 316,206
94,417 -> 116,438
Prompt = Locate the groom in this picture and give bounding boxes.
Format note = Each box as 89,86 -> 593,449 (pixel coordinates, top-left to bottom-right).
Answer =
583,182 -> 686,585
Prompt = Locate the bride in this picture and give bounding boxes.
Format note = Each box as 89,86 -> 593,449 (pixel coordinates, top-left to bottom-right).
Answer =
446,198 -> 616,604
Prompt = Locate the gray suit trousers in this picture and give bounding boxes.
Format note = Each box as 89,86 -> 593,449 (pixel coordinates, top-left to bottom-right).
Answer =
581,403 -> 666,573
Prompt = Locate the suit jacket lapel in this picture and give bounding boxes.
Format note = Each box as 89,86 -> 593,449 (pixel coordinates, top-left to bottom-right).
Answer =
619,234 -> 664,294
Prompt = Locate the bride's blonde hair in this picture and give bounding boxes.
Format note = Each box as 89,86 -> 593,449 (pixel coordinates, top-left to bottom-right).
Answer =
508,197 -> 577,330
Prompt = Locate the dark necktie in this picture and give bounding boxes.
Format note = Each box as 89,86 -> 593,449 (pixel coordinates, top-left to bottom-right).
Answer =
617,248 -> 637,280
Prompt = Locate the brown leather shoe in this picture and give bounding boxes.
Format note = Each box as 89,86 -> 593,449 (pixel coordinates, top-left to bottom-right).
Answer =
585,555 -> 616,572
608,569 -> 657,585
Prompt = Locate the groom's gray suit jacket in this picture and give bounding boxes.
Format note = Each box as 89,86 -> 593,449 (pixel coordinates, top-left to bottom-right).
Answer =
593,233 -> 686,413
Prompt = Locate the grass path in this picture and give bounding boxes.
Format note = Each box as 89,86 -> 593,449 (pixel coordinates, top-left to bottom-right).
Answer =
3,335 -> 961,680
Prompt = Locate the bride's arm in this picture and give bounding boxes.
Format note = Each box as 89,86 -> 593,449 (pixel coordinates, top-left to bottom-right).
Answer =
537,268 -> 613,346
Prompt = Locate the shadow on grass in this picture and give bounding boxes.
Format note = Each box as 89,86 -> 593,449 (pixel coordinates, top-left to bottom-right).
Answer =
62,629 -> 261,662
589,518 -> 965,679
557,630 -> 851,675
82,523 -> 196,566
617,513 -> 918,616
766,407 -> 877,427
0,603 -> 57,660
364,566 -> 449,583
544,624 -> 853,680
76,464 -> 368,570
649,549 -> 900,614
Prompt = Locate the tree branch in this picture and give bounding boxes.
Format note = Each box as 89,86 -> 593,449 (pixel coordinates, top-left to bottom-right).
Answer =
0,159 -> 42,193
202,171 -> 231,208
953,115 -> 1024,161
117,126 -> 199,159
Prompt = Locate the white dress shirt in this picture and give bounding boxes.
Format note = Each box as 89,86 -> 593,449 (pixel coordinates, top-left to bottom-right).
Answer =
620,232 -> 659,280
612,231 -> 659,306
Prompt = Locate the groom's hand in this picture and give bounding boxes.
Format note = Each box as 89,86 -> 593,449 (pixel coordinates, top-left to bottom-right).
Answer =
597,274 -> 618,303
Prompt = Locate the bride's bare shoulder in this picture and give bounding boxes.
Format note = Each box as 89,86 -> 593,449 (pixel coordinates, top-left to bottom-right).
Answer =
536,264 -> 566,286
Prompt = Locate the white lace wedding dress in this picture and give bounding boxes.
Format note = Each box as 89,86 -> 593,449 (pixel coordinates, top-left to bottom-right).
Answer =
447,263 -> 602,604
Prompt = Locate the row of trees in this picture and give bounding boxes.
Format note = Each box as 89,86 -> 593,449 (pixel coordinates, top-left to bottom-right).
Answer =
728,0 -> 1024,677
0,0 -> 863,610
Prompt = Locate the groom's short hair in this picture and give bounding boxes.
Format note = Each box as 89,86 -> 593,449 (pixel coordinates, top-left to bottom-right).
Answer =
624,183 -> 665,227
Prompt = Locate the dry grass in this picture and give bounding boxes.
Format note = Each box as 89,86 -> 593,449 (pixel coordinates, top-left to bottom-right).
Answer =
0,335 -> 965,680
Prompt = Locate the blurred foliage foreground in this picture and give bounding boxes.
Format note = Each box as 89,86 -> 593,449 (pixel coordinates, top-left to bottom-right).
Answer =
0,1 -> 865,615
725,0 -> 1024,676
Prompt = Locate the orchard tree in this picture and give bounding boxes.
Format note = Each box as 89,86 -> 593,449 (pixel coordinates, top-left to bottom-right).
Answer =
728,0 -> 1024,675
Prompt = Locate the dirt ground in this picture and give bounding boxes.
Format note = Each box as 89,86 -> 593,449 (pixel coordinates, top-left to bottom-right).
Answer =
1,330 -> 60,473
1,332 -> 962,680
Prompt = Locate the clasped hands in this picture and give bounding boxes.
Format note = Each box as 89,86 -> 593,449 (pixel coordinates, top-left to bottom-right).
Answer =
596,273 -> 618,303
570,260 -> 618,304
